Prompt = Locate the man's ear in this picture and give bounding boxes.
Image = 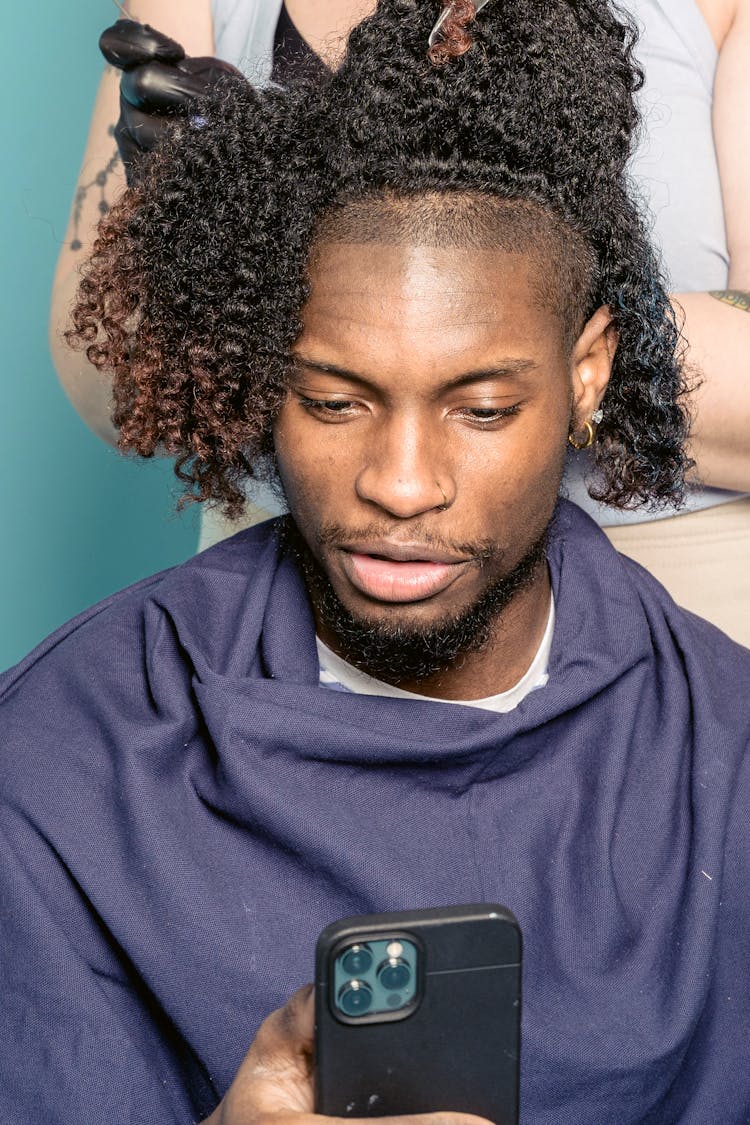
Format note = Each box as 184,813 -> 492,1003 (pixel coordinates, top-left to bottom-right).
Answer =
570,305 -> 618,425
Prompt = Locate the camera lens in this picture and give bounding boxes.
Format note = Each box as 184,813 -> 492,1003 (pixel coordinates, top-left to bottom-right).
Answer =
341,944 -> 373,976
378,957 -> 411,991
338,979 -> 373,1016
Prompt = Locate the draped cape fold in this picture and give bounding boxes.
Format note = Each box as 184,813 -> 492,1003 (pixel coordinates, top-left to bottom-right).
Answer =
1,501 -> 749,1124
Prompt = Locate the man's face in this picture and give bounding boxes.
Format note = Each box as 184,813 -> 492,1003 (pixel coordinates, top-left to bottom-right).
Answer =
273,236 -> 605,682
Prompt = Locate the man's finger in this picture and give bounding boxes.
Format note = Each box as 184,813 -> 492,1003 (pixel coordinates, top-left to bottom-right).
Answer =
252,984 -> 315,1071
213,987 -> 315,1120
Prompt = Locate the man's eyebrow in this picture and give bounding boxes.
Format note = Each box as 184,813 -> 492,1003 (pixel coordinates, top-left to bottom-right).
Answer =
438,359 -> 538,390
291,355 -> 538,388
291,358 -> 366,382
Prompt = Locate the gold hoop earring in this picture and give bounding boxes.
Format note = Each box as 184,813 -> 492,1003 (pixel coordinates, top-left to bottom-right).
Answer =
568,420 -> 596,451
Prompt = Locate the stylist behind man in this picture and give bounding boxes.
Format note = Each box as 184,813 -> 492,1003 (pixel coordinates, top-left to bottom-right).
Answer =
49,0 -> 750,643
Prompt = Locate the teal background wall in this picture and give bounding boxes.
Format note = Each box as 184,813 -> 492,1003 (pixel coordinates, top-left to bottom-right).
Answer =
1,2 -> 199,671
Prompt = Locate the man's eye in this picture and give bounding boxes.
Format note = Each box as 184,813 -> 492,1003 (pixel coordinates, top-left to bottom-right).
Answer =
455,405 -> 521,425
297,395 -> 360,418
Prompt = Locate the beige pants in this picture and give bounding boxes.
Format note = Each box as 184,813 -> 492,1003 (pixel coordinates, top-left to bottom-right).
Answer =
604,498 -> 750,648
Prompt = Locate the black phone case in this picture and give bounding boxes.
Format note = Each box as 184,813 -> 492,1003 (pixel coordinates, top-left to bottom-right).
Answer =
315,904 -> 521,1125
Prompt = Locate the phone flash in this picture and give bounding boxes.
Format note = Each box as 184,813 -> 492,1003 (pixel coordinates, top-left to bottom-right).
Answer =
386,941 -> 403,958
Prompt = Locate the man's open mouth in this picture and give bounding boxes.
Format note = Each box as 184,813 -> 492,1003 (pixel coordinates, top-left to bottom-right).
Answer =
338,541 -> 472,603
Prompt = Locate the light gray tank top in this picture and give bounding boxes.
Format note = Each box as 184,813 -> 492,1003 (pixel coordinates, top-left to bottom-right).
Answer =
212,0 -> 282,85
209,0 -> 742,529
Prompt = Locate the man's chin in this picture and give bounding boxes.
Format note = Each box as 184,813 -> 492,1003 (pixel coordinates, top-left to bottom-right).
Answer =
328,580 -> 477,630
280,517 -> 549,687
318,607 -> 492,685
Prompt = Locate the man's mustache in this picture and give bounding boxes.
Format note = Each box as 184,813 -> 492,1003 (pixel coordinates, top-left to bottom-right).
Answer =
316,522 -> 499,566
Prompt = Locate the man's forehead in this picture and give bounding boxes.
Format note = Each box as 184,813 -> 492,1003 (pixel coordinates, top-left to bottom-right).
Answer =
307,239 -> 539,299
297,242 -> 566,382
301,245 -> 575,383
304,193 -> 595,340
302,241 -> 549,362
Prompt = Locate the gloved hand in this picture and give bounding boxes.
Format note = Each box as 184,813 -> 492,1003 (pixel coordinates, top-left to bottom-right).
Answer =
100,20 -> 243,184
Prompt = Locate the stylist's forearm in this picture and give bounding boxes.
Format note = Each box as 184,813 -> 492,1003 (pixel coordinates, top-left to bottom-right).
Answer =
49,62 -> 124,447
672,290 -> 750,492
49,0 -> 215,446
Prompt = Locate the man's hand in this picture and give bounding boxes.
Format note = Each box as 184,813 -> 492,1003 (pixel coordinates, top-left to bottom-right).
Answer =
99,20 -> 242,184
201,985 -> 494,1125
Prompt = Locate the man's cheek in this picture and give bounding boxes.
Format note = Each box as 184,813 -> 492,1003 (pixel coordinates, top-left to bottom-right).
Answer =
274,457 -> 329,531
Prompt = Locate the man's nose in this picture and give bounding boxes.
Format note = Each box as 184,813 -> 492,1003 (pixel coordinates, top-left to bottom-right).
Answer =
354,415 -> 454,518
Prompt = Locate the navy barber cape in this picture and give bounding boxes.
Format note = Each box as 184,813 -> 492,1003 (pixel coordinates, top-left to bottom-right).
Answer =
1,500 -> 749,1124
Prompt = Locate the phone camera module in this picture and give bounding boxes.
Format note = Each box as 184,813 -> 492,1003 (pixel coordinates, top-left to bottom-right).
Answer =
332,936 -> 418,1021
338,979 -> 373,1016
341,944 -> 373,976
377,957 -> 411,991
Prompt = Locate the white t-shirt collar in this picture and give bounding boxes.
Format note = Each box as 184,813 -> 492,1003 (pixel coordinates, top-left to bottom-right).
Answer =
316,595 -> 554,713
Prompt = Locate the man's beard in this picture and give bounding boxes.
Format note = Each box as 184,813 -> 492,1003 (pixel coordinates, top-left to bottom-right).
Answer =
280,518 -> 549,687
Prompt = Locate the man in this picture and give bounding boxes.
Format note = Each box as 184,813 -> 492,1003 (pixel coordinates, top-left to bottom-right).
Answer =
49,0 -> 750,644
2,2 -> 750,1122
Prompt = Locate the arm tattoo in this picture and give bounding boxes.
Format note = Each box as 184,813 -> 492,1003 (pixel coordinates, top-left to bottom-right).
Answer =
69,129 -> 121,252
709,289 -> 750,312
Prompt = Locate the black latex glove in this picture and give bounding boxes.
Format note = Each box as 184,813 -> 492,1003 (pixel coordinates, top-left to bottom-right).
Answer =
100,20 -> 242,184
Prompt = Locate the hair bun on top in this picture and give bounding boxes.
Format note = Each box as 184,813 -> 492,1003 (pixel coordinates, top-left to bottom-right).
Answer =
321,0 -> 643,217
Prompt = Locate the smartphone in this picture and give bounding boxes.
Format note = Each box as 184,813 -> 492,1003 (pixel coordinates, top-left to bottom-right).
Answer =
314,903 -> 521,1125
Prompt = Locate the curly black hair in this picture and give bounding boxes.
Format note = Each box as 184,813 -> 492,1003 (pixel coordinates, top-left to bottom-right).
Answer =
68,0 -> 692,518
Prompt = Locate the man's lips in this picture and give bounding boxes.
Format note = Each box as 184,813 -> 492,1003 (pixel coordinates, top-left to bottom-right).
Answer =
336,541 -> 473,603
